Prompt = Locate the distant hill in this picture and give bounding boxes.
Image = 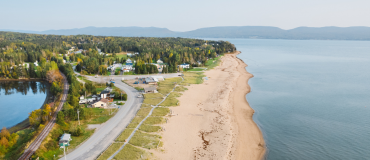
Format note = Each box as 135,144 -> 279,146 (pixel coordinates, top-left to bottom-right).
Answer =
3,26 -> 370,40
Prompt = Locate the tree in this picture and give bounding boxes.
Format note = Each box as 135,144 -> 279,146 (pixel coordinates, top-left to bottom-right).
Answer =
0,127 -> 10,138
0,137 -> 8,147
29,109 -> 42,126
57,111 -> 65,125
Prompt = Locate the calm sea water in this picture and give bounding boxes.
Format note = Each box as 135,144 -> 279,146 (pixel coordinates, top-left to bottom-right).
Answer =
0,81 -> 49,129
209,39 -> 370,160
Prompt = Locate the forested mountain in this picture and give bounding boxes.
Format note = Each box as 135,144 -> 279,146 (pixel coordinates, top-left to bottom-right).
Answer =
3,26 -> 370,40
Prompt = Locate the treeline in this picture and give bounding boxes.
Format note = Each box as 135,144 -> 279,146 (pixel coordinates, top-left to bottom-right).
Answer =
0,31 -> 235,75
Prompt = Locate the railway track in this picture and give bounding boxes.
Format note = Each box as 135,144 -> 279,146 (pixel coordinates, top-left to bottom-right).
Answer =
18,72 -> 69,160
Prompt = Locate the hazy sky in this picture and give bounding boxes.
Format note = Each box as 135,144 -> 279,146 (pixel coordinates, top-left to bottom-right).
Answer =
1,0 -> 369,32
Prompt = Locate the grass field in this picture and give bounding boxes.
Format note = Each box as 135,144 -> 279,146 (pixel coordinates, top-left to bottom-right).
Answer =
116,128 -> 135,142
114,144 -> 147,160
183,72 -> 204,84
205,56 -> 222,69
96,143 -> 121,160
129,131 -> 161,149
151,107 -> 170,116
187,68 -> 204,71
139,125 -> 161,132
143,98 -> 163,106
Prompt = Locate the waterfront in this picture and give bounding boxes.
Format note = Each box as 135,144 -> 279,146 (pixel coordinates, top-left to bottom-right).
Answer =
0,81 -> 49,129
230,39 -> 370,160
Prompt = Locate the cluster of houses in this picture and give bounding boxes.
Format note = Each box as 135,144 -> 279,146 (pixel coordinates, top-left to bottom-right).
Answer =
121,58 -> 134,72
79,87 -> 115,108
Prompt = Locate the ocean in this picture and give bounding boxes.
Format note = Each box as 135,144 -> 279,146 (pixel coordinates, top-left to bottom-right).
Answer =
215,39 -> 370,160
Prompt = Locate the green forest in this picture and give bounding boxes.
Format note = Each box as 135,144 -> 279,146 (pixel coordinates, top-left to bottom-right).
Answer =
0,31 -> 236,77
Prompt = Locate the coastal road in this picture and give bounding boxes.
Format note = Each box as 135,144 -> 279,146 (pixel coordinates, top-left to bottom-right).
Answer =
18,72 -> 69,160
60,73 -> 180,160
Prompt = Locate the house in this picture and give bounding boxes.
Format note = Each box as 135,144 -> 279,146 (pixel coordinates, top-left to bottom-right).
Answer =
122,65 -> 133,72
93,98 -> 109,108
178,63 -> 190,69
126,59 -> 133,65
59,133 -> 72,147
127,53 -> 132,57
157,59 -> 163,64
34,61 -> 38,67
91,95 -> 100,101
134,52 -> 139,55
100,87 -> 114,101
144,86 -> 157,93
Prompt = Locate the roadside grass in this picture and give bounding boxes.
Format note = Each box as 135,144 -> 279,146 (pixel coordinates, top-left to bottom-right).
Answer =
96,143 -> 122,160
116,128 -> 135,142
127,116 -> 146,128
144,93 -> 164,99
139,125 -> 161,132
114,144 -> 146,160
151,107 -> 170,117
143,117 -> 164,125
85,108 -> 114,124
136,107 -> 152,117
129,131 -> 161,149
143,98 -> 163,106
187,68 -> 204,71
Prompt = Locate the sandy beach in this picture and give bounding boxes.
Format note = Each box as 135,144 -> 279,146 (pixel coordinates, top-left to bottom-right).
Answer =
154,52 -> 265,160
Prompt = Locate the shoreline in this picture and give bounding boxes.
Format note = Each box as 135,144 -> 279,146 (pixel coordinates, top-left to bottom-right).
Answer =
153,51 -> 266,159
231,52 -> 266,159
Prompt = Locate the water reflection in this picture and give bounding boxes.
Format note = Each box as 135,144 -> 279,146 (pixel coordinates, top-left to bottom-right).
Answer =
0,81 -> 47,96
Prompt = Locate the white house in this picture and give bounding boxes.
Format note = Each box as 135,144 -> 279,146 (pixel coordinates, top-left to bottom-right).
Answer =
122,65 -> 133,72
157,59 -> 163,64
178,63 -> 190,69
34,61 -> 38,67
126,59 -> 133,65
127,53 -> 132,57
59,133 -> 72,147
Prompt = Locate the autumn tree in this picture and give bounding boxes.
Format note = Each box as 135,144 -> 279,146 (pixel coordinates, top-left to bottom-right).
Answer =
0,127 -> 10,138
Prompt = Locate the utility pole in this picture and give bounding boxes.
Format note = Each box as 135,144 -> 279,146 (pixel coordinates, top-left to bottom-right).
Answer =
63,146 -> 67,160
77,109 -> 80,126
85,91 -> 87,106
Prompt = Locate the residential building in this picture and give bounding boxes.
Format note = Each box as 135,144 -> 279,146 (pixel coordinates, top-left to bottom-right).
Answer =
178,63 -> 190,68
93,98 -> 109,108
59,133 -> 72,147
126,59 -> 133,65
157,59 -> 163,64
34,61 -> 38,67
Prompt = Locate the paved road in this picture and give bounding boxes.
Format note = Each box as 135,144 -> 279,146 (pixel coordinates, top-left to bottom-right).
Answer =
60,73 -> 180,160
19,72 -> 69,160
